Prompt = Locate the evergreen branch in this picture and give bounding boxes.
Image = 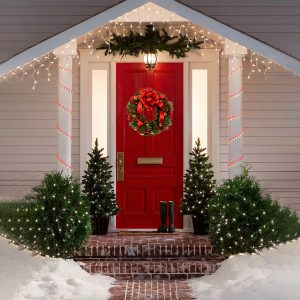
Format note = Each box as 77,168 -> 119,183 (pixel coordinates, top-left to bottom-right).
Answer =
97,25 -> 203,58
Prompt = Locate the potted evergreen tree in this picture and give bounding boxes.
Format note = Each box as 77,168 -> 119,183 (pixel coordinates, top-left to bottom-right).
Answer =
82,139 -> 119,235
181,138 -> 216,235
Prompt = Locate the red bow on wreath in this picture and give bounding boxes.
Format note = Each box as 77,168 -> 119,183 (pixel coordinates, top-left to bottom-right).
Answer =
137,88 -> 165,123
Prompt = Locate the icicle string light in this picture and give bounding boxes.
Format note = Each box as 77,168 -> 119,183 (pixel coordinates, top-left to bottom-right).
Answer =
0,4 -> 291,91
31,60 -> 38,90
247,51 -> 273,79
0,15 -> 225,87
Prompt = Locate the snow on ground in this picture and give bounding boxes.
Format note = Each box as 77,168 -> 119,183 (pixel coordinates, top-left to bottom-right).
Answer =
191,239 -> 300,300
0,237 -> 114,300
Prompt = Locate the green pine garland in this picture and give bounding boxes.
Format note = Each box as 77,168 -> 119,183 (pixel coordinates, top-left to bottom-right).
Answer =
98,25 -> 202,58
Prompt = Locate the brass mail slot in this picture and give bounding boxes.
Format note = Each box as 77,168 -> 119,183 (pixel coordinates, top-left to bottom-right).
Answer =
137,157 -> 163,165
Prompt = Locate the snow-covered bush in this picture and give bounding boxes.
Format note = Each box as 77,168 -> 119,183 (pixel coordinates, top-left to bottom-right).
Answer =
209,168 -> 300,255
0,172 -> 91,258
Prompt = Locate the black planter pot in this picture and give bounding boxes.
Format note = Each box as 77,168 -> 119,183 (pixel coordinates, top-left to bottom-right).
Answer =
192,215 -> 209,235
92,215 -> 110,235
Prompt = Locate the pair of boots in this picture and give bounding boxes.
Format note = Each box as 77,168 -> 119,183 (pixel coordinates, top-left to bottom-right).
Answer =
157,201 -> 175,233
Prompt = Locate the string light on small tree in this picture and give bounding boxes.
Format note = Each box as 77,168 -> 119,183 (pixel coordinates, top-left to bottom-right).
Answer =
82,139 -> 119,234
181,138 -> 216,235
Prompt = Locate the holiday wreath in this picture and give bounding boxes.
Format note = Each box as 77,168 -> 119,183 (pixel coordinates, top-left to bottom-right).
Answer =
127,88 -> 173,136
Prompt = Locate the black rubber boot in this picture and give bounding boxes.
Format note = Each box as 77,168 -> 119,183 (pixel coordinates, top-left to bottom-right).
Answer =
168,201 -> 175,233
157,201 -> 168,232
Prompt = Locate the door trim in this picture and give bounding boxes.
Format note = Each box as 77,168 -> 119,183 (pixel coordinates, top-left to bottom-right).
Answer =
79,49 -> 219,232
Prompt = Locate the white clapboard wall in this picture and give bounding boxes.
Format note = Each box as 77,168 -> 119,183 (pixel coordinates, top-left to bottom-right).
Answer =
0,61 -> 80,199
220,57 -> 300,215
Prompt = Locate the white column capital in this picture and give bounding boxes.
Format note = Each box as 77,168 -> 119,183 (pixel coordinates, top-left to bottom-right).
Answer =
224,39 -> 247,57
53,40 -> 77,57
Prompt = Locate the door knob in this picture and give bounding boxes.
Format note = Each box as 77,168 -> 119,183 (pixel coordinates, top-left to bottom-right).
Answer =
117,152 -> 124,181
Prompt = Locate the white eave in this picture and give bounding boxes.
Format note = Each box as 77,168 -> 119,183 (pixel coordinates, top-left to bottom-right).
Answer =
1,0 -> 300,76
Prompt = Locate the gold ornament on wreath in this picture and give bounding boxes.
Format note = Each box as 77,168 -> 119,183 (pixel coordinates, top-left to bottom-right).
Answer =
127,87 -> 173,136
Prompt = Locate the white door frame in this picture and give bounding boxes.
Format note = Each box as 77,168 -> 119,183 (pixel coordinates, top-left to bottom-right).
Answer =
79,49 -> 219,232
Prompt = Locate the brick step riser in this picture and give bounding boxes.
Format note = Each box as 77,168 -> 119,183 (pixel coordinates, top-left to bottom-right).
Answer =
76,257 -> 219,262
103,274 -> 207,280
79,244 -> 215,259
80,260 -> 221,279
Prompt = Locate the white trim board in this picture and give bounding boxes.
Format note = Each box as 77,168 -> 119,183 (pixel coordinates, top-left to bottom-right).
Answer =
1,0 -> 300,76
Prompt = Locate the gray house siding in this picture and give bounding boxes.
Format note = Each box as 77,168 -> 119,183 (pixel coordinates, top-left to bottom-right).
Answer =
0,0 -> 122,64
178,0 -> 300,60
220,57 -> 300,214
0,61 -> 80,200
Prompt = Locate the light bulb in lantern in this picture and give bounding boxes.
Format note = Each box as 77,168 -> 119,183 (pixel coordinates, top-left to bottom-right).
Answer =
143,53 -> 157,70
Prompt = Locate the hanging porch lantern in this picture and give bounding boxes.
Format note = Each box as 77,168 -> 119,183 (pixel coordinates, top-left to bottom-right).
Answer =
143,52 -> 157,71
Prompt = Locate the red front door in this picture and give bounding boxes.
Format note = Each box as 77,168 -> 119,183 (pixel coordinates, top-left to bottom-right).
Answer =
116,63 -> 183,229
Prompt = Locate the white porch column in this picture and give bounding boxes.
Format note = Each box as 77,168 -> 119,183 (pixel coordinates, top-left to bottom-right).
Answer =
225,40 -> 247,178
54,41 -> 77,177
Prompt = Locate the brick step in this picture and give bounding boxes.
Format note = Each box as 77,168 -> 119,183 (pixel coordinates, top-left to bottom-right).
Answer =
76,234 -> 217,259
79,259 -> 221,279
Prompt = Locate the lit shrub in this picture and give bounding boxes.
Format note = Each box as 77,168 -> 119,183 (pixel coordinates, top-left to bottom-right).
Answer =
0,172 -> 91,258
209,168 -> 300,255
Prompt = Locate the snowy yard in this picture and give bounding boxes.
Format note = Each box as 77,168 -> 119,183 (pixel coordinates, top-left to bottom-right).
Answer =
0,237 -> 114,300
1,235 -> 300,300
191,239 -> 300,300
